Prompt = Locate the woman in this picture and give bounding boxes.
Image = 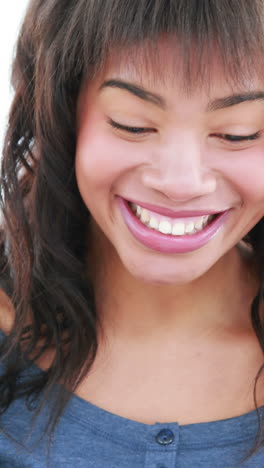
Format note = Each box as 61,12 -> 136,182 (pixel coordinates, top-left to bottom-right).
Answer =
1,0 -> 264,466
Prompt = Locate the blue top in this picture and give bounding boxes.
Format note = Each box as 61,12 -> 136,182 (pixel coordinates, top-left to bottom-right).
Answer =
1,329 -> 264,467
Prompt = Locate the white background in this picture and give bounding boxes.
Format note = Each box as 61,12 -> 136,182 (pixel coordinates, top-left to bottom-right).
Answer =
0,1 -> 29,152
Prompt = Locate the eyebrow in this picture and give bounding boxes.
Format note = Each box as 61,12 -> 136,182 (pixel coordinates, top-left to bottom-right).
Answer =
207,92 -> 264,111
100,79 -> 264,112
100,79 -> 166,109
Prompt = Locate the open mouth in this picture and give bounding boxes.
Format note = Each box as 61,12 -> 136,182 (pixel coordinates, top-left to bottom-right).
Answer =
127,201 -> 219,237
117,197 -> 229,254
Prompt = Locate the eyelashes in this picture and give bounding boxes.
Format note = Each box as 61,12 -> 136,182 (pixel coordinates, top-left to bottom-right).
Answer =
212,132 -> 260,142
108,118 -> 261,143
108,119 -> 156,134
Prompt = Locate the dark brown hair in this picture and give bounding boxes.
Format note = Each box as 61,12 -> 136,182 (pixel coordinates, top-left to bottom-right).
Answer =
1,0 -> 264,460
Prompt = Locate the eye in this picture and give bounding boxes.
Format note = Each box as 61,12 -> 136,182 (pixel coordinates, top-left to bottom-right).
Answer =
108,118 -> 156,134
212,131 -> 261,143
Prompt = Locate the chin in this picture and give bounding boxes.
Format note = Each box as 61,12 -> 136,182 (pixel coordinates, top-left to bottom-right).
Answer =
124,259 -> 205,286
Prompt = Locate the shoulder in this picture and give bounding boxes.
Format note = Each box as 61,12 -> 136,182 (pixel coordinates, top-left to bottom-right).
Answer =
0,233 -> 14,334
0,287 -> 14,335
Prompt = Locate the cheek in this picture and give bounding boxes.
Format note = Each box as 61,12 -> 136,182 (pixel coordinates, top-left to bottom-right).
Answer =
76,134 -> 121,188
236,150 -> 264,202
215,147 -> 264,203
75,119 -> 151,191
76,107 -> 122,189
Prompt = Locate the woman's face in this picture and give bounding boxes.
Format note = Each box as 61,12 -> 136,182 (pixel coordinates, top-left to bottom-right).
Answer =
75,45 -> 264,285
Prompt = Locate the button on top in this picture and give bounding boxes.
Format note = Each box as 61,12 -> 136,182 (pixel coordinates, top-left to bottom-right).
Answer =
155,428 -> 175,445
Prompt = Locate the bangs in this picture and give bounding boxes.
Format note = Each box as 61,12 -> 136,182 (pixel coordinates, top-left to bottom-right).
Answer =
76,0 -> 264,90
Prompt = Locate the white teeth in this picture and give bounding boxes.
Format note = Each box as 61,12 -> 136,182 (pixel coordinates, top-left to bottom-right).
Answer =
130,202 -> 214,236
140,209 -> 150,224
172,223 -> 185,235
149,216 -> 159,229
202,215 -> 210,226
158,221 -> 172,234
194,218 -> 204,230
185,222 -> 195,234
136,205 -> 142,216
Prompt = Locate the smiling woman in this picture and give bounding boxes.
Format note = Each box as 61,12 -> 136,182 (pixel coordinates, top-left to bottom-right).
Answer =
1,1 -> 264,467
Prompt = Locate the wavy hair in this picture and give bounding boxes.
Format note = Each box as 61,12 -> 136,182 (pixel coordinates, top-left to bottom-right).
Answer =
1,0 -> 264,459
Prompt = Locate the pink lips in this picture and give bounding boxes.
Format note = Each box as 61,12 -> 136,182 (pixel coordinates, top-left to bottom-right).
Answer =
117,197 -> 229,254
125,198 -> 220,218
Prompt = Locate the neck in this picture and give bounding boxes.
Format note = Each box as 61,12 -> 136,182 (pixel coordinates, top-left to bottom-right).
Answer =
88,229 -> 258,345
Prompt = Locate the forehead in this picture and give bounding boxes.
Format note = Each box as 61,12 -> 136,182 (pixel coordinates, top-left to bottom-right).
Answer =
101,37 -> 264,100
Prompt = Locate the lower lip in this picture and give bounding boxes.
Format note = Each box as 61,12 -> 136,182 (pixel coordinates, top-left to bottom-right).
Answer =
117,197 -> 230,254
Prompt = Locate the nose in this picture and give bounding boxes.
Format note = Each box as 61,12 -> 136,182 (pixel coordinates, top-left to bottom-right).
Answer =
141,137 -> 216,202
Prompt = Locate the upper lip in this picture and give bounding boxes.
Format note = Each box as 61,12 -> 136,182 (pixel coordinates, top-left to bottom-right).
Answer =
124,197 -> 227,218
